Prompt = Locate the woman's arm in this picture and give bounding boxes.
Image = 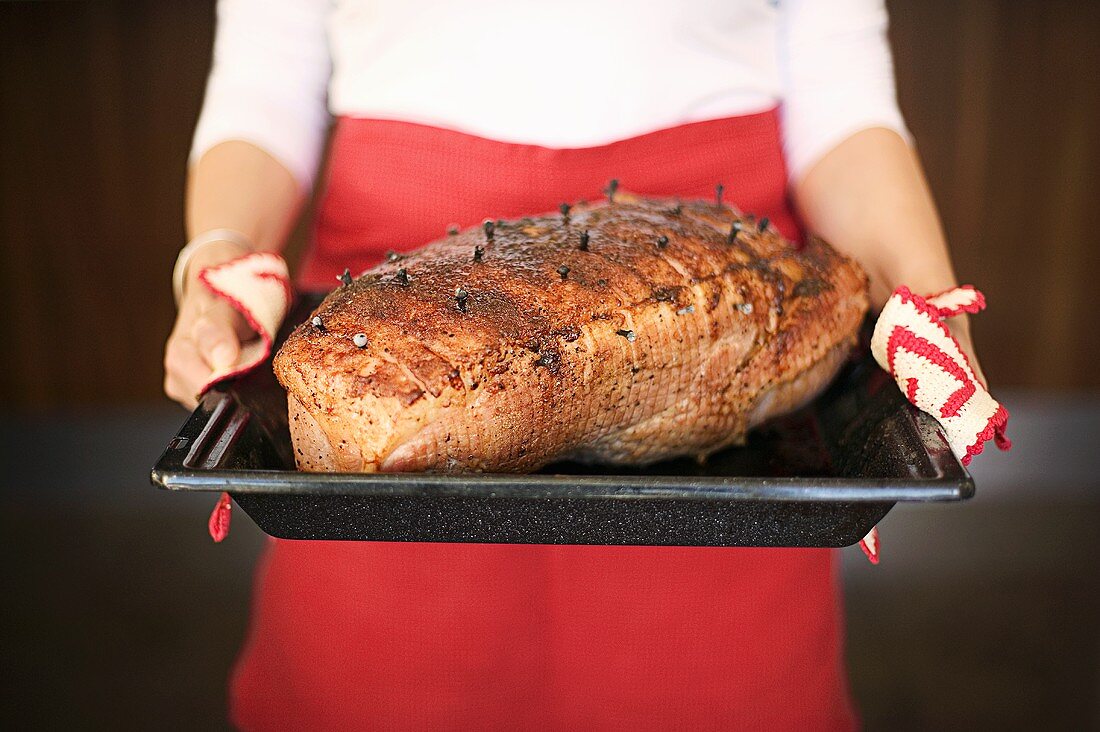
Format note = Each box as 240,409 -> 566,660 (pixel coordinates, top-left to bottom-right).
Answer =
186,141 -> 302,254
780,0 -> 984,379
792,127 -> 983,379
793,127 -> 956,307
165,0 -> 330,407
164,142 -> 302,408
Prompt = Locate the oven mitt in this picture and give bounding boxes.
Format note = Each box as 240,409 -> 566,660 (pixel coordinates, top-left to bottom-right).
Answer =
195,252 -> 293,541
197,252 -> 292,391
859,285 -> 1012,564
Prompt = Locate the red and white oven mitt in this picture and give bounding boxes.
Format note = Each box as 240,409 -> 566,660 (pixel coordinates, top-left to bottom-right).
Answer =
858,285 -> 1012,563
195,253 -> 293,541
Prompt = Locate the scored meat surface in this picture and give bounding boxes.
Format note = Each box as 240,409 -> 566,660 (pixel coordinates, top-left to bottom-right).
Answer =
273,193 -> 869,473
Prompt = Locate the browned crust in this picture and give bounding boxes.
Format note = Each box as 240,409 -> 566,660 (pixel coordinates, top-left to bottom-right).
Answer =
274,193 -> 869,472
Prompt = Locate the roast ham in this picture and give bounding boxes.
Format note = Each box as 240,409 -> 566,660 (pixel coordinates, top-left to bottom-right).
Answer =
273,193 -> 869,472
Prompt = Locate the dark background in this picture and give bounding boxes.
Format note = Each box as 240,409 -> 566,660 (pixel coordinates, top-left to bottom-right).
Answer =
2,1 -> 1098,730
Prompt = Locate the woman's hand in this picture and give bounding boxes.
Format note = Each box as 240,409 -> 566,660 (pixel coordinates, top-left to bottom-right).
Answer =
163,240 -> 258,409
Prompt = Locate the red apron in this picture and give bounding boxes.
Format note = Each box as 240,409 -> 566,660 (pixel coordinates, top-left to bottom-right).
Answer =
230,111 -> 858,731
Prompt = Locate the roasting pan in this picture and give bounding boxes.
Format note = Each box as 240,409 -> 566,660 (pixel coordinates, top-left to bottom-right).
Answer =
151,293 -> 973,546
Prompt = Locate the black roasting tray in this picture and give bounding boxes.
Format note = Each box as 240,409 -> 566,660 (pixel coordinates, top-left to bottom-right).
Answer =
151,293 -> 973,547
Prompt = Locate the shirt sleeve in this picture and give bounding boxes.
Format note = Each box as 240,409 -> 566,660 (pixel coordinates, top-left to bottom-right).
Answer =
777,0 -> 912,184
190,0 -> 331,190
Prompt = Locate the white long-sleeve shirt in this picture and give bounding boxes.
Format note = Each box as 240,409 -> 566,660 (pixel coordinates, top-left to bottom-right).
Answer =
191,0 -> 909,189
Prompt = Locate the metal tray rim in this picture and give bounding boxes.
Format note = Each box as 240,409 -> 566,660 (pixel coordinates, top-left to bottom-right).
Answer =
151,464 -> 973,503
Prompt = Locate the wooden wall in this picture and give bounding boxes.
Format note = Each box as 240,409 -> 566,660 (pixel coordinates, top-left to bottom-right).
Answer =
1,0 -> 1097,410
889,0 -> 1100,392
1,2 -> 217,410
